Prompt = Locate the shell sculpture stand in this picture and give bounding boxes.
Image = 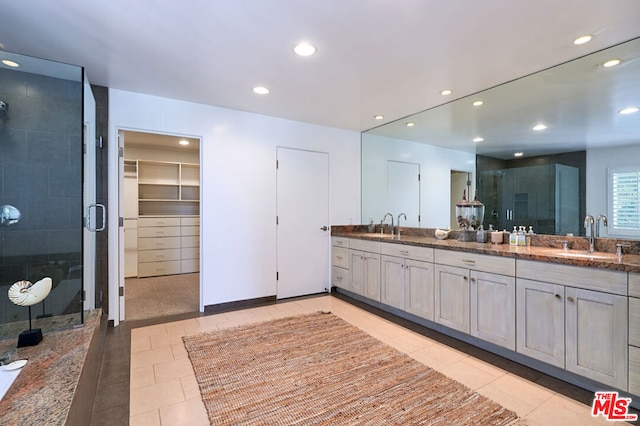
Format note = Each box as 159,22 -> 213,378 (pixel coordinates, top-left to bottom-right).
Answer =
8,277 -> 52,347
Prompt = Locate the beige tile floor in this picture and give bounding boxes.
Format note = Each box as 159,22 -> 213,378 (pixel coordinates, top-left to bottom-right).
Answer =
129,295 -> 628,425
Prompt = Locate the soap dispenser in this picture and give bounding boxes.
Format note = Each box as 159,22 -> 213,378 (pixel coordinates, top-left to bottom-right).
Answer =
518,226 -> 526,246
509,226 -> 518,246
476,225 -> 485,243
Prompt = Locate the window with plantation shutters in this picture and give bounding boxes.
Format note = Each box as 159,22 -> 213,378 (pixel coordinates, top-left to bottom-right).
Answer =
608,168 -> 640,236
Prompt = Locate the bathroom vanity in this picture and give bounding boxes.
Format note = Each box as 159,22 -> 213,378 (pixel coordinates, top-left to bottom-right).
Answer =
331,226 -> 640,406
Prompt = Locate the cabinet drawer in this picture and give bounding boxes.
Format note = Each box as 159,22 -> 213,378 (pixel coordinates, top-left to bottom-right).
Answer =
138,260 -> 181,277
138,236 -> 181,250
332,247 -> 349,268
139,217 -> 180,227
349,239 -> 380,253
181,247 -> 200,260
181,235 -> 199,248
181,225 -> 200,236
381,243 -> 433,262
332,237 -> 349,248
181,259 -> 199,273
630,297 -> 640,347
138,226 -> 181,238
630,273 -> 640,298
517,259 -> 627,295
435,249 -> 514,276
630,346 -> 640,396
181,217 -> 200,226
331,266 -> 349,288
138,248 -> 180,263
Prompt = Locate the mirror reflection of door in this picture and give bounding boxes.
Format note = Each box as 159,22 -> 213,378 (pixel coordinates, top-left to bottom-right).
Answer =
450,171 -> 470,229
387,161 -> 420,227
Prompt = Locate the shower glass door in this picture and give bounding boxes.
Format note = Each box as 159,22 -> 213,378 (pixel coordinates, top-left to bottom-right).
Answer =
0,51 -> 89,342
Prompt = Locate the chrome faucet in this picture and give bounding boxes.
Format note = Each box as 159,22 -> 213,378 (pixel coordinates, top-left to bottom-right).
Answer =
584,214 -> 595,252
382,212 -> 394,235
596,214 -> 608,237
396,213 -> 407,237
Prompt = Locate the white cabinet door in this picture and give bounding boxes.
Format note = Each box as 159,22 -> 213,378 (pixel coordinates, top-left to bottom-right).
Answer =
434,264 -> 469,333
405,259 -> 435,321
516,278 -> 565,368
470,271 -> 515,350
349,250 -> 365,296
566,287 -> 628,390
381,255 -> 406,309
363,253 -> 381,302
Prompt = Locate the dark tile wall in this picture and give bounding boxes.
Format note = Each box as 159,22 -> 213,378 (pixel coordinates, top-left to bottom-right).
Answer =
0,67 -> 84,325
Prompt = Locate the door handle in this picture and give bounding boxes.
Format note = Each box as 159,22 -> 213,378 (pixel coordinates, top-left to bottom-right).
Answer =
320,226 -> 329,231
86,204 -> 106,232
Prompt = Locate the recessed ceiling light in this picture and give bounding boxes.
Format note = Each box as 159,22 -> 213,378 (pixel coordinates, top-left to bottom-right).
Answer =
293,42 -> 316,57
473,137 -> 484,143
406,122 -> 415,127
514,152 -> 524,157
619,107 -> 639,115
1,59 -> 19,67
573,35 -> 592,45
253,86 -> 270,95
602,59 -> 621,68
472,100 -> 483,106
178,140 -> 190,146
440,89 -> 452,96
532,123 -> 547,131
374,115 -> 384,120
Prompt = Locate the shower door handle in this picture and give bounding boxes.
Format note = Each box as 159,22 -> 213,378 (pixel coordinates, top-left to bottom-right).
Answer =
86,204 -> 106,232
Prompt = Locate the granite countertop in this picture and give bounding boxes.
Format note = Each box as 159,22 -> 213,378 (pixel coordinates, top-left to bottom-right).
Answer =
0,310 -> 101,426
332,227 -> 640,273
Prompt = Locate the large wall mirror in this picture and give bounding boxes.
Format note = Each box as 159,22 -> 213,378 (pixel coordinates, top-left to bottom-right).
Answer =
362,37 -> 640,237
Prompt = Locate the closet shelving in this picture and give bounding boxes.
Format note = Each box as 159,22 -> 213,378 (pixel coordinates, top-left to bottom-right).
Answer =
137,160 -> 200,216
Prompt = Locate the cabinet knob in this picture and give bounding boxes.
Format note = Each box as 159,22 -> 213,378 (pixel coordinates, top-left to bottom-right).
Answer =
555,294 -> 561,300
463,276 -> 468,281
567,296 -> 575,303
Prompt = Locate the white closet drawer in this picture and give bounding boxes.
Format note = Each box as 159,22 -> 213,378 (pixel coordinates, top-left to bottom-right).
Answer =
332,247 -> 349,269
381,243 -> 433,262
181,226 -> 199,236
181,247 -> 200,260
181,235 -> 199,248
138,226 -> 181,238
435,249 -> 515,276
138,236 -> 181,250
181,217 -> 200,226
138,248 -> 181,263
139,217 -> 180,227
181,259 -> 200,273
138,260 -> 181,277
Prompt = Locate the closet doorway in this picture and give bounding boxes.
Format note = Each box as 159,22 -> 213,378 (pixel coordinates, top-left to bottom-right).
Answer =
121,130 -> 201,321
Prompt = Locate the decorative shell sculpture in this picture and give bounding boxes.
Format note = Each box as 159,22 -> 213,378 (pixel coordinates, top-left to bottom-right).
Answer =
435,228 -> 451,240
8,277 -> 52,307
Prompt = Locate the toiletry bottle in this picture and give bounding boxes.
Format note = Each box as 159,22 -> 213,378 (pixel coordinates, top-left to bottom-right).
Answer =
368,220 -> 375,233
518,226 -> 526,246
476,225 -> 485,243
528,226 -> 534,235
509,226 -> 518,246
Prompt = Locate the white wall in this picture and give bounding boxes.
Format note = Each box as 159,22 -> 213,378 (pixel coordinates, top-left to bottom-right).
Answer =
362,133 -> 476,229
108,89 -> 360,320
587,144 -> 640,239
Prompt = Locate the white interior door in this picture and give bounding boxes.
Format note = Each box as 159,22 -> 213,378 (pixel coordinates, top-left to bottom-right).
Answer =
276,147 -> 330,299
387,160 -> 420,227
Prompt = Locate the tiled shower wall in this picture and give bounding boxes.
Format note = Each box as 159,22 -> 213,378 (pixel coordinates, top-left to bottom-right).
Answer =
0,67 -> 83,324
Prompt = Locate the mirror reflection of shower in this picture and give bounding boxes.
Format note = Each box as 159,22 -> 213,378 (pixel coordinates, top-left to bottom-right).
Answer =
0,100 -> 7,118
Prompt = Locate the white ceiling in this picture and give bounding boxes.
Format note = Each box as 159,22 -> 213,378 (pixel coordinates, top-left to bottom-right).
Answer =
0,0 -> 639,134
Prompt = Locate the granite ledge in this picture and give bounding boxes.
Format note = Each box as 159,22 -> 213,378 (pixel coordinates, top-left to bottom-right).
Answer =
331,226 -> 640,274
0,309 -> 102,426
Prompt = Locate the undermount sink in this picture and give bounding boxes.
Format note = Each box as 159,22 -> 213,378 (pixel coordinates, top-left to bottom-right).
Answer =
553,250 -> 620,260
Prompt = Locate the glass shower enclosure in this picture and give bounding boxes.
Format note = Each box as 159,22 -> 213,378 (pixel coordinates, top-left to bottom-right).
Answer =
0,51 -> 96,342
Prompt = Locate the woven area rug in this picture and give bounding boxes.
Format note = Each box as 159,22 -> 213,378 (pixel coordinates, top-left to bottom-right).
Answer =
183,312 -> 525,425
125,273 -> 199,321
